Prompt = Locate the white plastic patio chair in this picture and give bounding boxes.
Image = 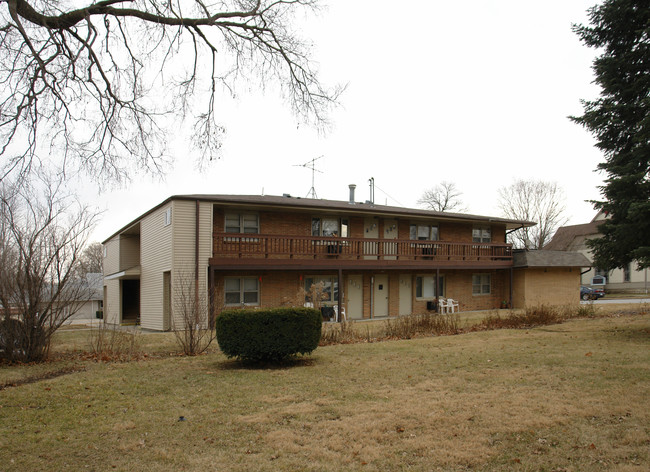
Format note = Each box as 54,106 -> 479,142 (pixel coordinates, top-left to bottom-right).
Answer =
438,297 -> 448,314
447,298 -> 459,313
333,305 -> 346,322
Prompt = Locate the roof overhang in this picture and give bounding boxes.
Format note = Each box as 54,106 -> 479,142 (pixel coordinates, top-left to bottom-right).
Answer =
104,266 -> 141,281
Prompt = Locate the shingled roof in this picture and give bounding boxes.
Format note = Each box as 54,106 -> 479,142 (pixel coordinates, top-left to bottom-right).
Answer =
513,250 -> 592,268
544,221 -> 602,251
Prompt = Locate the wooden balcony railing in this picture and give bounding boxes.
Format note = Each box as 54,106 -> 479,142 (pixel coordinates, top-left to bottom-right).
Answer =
212,233 -> 512,264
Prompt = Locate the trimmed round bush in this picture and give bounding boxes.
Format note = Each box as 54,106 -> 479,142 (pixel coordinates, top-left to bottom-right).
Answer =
215,307 -> 322,362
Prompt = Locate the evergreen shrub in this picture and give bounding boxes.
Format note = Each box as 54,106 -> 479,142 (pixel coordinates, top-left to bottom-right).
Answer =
215,307 -> 322,362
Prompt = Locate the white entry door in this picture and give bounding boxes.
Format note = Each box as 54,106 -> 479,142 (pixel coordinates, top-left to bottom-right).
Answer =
398,274 -> 412,316
373,274 -> 389,317
383,219 -> 398,260
363,218 -> 379,260
347,275 -> 363,320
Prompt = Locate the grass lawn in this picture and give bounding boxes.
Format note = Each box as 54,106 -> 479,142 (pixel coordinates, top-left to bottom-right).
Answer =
1,309 -> 649,471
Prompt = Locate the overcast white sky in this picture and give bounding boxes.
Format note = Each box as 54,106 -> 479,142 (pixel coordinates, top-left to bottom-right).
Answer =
87,0 -> 606,242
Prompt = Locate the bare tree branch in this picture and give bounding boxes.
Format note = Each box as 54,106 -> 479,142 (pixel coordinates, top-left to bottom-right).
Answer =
418,181 -> 467,213
0,0 -> 342,183
498,179 -> 568,250
0,170 -> 99,362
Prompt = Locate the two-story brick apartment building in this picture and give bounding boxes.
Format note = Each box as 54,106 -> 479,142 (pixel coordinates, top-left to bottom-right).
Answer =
102,193 -> 537,330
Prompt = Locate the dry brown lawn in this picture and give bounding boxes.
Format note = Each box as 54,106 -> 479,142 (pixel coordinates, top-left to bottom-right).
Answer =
0,310 -> 648,471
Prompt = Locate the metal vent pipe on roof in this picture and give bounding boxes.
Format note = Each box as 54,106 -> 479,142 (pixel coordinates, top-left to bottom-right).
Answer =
349,184 -> 356,204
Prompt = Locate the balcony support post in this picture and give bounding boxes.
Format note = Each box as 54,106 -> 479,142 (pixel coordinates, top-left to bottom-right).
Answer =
509,267 -> 513,309
338,268 -> 343,322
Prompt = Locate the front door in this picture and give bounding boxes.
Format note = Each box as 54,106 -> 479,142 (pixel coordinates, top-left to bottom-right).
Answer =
363,218 -> 379,260
347,275 -> 363,320
399,274 -> 412,316
373,274 -> 389,317
383,219 -> 398,260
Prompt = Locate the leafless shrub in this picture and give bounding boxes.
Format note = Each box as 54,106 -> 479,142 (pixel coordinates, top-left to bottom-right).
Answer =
384,313 -> 461,339
480,305 -> 565,330
172,271 -> 215,355
301,282 -> 329,310
87,323 -> 142,362
320,321 -> 358,345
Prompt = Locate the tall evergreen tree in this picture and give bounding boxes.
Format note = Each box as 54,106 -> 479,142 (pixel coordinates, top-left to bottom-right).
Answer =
572,0 -> 650,270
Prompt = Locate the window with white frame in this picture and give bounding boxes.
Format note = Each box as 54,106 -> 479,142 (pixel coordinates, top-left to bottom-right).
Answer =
472,274 -> 491,295
224,277 -> 260,306
225,213 -> 259,234
304,276 -> 339,303
415,275 -> 445,299
410,223 -> 439,241
164,207 -> 172,226
472,226 -> 491,243
311,217 -> 349,237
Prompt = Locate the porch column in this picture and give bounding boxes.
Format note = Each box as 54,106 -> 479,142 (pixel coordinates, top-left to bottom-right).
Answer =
509,267 -> 513,309
338,268 -> 343,322
436,268 -> 440,311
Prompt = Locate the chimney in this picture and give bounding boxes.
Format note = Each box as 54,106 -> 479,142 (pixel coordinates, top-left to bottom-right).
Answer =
348,184 -> 356,204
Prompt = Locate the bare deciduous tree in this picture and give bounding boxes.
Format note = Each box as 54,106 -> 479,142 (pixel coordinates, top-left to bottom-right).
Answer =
418,181 -> 467,212
77,242 -> 104,276
172,270 -> 215,355
498,179 -> 568,250
0,172 -> 98,362
0,0 -> 342,183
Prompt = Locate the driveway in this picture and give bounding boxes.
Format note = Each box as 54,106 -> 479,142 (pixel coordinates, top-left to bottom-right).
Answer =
582,298 -> 650,305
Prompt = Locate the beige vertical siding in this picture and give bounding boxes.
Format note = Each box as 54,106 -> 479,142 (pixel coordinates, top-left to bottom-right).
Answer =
104,279 -> 121,324
139,203 -> 173,330
170,200 -> 212,329
103,238 -> 120,325
103,238 -> 120,276
119,235 -> 140,270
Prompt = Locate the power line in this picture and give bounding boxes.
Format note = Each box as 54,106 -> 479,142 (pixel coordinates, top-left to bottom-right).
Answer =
373,182 -> 404,207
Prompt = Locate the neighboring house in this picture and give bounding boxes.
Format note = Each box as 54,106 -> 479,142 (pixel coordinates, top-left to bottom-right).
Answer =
545,212 -> 649,292
66,273 -> 104,321
1,273 -> 103,322
102,192 -> 587,331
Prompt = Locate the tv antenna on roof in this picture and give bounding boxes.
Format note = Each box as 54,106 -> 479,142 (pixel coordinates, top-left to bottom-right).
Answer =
293,155 -> 323,199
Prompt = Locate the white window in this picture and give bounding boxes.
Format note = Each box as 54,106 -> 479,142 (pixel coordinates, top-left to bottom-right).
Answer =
472,227 -> 491,243
410,224 -> 439,241
224,277 -> 259,306
304,276 -> 339,302
164,207 -> 172,226
415,275 -> 444,299
225,213 -> 259,234
312,217 -> 349,237
472,274 -> 491,295
103,246 -> 107,257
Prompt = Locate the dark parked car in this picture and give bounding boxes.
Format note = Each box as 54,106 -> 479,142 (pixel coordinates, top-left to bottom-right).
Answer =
580,286 -> 605,300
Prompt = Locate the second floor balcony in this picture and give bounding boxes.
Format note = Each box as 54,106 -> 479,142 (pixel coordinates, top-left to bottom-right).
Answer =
210,233 -> 513,270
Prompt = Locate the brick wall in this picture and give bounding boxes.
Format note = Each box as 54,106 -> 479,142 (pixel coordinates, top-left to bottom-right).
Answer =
513,268 -> 580,308
213,204 -> 507,244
